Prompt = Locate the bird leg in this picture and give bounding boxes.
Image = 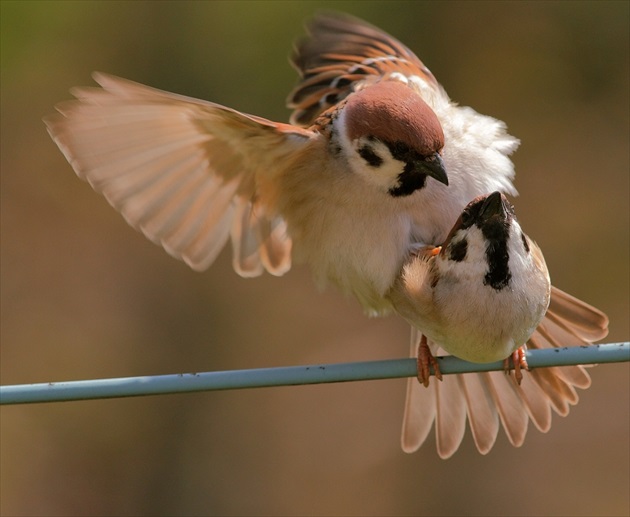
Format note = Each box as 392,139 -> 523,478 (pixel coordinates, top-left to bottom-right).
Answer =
417,335 -> 442,387
503,346 -> 529,385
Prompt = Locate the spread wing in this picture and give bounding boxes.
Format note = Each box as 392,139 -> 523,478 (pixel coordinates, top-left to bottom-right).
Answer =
288,12 -> 440,127
401,286 -> 609,458
45,73 -> 314,276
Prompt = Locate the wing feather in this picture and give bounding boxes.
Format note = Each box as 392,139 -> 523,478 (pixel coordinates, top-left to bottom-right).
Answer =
45,73 -> 313,274
288,12 -> 438,126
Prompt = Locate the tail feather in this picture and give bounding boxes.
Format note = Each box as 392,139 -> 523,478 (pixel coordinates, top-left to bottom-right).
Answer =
401,330 -> 437,454
481,371 -> 529,448
458,373 -> 499,455
434,374 -> 467,459
401,286 -> 608,456
548,286 -> 609,341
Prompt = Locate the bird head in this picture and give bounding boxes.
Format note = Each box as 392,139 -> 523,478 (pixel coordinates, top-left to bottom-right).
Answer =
333,81 -> 448,197
436,191 -> 539,293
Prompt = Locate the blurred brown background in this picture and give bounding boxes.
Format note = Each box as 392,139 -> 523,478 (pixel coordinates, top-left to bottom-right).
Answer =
1,1 -> 628,516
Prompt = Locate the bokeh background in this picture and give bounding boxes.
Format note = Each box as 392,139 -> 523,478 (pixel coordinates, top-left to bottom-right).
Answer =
1,1 -> 628,516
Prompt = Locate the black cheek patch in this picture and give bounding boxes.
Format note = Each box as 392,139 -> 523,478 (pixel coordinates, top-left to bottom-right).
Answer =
388,162 -> 427,197
448,238 -> 468,262
358,145 -> 383,167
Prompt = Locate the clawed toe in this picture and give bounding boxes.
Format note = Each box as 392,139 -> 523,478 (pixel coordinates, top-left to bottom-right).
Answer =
417,335 -> 442,387
503,346 -> 529,385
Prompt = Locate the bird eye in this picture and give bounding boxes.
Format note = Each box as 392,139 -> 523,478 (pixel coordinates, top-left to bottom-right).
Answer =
460,209 -> 472,226
358,145 -> 383,167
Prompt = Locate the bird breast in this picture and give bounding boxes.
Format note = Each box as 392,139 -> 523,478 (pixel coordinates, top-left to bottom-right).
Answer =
272,142 -> 418,313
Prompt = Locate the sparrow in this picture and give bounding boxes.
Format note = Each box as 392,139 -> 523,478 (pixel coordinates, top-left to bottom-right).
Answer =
44,12 -> 519,315
45,12 -> 609,456
390,192 -> 551,372
388,192 -> 608,458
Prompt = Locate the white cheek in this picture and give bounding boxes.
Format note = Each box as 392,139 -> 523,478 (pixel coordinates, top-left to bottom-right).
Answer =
352,137 -> 405,190
438,227 -> 488,280
333,110 -> 405,192
506,222 -> 531,271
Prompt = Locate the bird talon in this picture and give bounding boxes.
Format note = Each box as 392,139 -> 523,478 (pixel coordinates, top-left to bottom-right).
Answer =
417,335 -> 442,387
503,346 -> 529,385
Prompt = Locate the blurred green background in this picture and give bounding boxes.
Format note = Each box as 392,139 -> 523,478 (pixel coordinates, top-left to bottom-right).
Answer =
1,1 -> 628,516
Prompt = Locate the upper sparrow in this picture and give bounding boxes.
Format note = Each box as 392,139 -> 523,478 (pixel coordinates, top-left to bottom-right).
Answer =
44,13 -> 518,314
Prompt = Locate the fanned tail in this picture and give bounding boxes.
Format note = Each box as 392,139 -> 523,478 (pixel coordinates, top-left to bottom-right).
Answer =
401,287 -> 608,457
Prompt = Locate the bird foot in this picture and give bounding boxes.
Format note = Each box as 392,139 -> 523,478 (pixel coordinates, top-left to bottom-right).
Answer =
417,335 -> 442,387
503,346 -> 529,385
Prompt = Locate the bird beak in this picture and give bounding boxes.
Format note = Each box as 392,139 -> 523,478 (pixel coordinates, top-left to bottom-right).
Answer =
478,191 -> 510,222
415,152 -> 448,186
